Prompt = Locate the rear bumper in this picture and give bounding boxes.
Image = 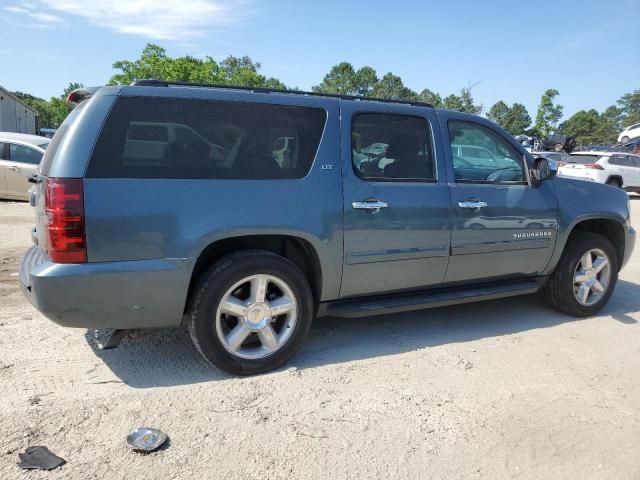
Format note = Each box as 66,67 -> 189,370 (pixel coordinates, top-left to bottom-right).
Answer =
20,246 -> 193,329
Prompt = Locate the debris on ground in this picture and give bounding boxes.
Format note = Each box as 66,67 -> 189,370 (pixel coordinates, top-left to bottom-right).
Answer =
126,427 -> 168,453
17,446 -> 66,471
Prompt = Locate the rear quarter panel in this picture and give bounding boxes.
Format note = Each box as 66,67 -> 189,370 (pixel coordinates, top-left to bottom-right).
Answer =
83,90 -> 344,301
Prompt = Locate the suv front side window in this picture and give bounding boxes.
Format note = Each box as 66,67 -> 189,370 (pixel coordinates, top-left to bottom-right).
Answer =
351,113 -> 435,181
449,120 -> 526,184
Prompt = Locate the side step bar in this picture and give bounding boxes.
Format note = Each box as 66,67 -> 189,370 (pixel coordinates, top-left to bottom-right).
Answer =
325,280 -> 540,318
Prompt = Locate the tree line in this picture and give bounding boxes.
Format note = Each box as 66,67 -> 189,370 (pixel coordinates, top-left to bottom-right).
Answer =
13,43 -> 640,146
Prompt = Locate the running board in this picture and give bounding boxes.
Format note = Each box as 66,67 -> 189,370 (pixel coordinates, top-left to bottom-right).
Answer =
325,280 -> 540,318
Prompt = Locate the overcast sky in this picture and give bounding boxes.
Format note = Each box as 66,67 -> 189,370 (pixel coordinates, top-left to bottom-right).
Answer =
1,0 -> 639,119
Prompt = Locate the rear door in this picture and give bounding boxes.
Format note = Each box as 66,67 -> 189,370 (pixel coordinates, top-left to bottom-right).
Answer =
5,143 -> 42,199
439,112 -> 557,283
340,102 -> 451,298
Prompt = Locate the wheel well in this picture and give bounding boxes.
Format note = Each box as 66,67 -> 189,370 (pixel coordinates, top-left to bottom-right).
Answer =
568,219 -> 625,269
606,175 -> 622,185
184,235 -> 323,314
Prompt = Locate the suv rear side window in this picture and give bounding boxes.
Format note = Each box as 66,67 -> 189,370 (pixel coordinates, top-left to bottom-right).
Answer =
88,97 -> 327,179
449,120 -> 526,184
351,113 -> 435,181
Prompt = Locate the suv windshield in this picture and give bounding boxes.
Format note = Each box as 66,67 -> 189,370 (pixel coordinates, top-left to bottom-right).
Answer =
568,154 -> 604,164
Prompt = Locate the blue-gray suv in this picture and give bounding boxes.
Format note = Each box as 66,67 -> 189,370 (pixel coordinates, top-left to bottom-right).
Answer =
20,81 -> 636,374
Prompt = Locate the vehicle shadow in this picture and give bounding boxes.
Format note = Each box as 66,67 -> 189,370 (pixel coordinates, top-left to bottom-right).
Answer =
85,280 -> 640,388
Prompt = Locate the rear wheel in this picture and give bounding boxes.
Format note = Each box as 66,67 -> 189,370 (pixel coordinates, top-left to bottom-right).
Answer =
187,250 -> 313,375
606,178 -> 622,188
544,233 -> 618,317
621,136 -> 630,144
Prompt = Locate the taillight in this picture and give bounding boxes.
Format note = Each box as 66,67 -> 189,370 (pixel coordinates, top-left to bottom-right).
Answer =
44,178 -> 87,263
586,164 -> 604,170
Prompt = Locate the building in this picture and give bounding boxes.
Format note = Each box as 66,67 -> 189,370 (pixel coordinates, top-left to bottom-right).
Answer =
0,85 -> 38,134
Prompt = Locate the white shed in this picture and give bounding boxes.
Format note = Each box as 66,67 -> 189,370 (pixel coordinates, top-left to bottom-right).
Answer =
0,85 -> 38,134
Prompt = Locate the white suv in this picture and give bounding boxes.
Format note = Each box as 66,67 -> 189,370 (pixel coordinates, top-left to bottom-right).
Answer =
618,123 -> 640,143
558,151 -> 640,191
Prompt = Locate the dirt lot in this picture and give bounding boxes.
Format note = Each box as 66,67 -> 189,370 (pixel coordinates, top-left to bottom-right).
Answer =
1,199 -> 639,480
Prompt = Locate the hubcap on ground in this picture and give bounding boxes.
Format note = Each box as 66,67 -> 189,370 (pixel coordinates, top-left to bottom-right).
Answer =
573,248 -> 611,306
215,274 -> 297,359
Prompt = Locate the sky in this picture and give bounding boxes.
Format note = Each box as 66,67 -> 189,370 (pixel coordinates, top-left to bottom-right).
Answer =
1,0 -> 639,121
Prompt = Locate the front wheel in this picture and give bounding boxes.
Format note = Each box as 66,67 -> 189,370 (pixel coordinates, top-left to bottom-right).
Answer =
621,136 -> 630,144
544,233 -> 618,317
188,250 -> 314,375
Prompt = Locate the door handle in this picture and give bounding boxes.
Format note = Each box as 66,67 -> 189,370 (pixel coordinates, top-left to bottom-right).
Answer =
458,200 -> 487,209
352,200 -> 388,213
9,165 -> 20,172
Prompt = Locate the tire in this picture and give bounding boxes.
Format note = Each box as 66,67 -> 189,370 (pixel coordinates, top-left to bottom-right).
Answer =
621,136 -> 630,144
544,233 -> 618,317
606,178 -> 622,188
187,250 -> 314,375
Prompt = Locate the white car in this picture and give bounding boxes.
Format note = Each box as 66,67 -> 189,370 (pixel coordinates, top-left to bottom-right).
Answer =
0,132 -> 50,200
558,151 -> 640,191
618,123 -> 640,143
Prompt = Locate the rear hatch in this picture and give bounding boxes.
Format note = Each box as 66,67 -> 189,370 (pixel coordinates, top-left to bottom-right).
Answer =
559,154 -> 606,175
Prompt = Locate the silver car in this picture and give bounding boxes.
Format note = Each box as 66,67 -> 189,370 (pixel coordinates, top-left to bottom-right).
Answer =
0,133 -> 50,200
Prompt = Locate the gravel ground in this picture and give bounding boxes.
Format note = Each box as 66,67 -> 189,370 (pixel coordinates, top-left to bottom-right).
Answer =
1,199 -> 639,480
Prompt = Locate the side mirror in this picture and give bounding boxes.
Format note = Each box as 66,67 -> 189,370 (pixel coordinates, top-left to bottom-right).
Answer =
531,157 -> 557,183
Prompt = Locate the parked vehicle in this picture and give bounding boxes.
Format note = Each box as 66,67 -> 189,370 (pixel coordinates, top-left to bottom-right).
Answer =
542,134 -> 577,153
20,82 -> 635,375
0,132 -> 50,200
618,123 -> 640,143
534,151 -> 571,165
558,151 -> 640,191
39,128 -> 57,139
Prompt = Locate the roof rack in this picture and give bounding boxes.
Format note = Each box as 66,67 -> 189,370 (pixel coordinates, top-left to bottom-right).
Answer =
131,79 -> 433,109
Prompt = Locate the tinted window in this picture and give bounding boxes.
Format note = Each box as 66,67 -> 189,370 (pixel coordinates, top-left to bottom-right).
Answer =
630,155 -> 640,167
610,155 -> 632,166
449,121 -> 525,183
568,154 -> 604,164
351,113 -> 434,181
128,124 -> 168,142
88,97 -> 327,179
9,143 -> 43,165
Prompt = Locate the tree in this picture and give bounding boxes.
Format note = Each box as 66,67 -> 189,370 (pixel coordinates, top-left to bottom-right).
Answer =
561,109 -> 601,144
596,106 -> 622,143
487,101 -> 510,126
441,87 -> 482,114
443,94 -> 464,111
13,82 -> 84,129
534,89 -> 563,137
108,43 -> 285,89
312,62 -> 378,97
418,89 -> 442,107
499,103 -> 532,135
617,89 -> 640,127
370,73 -> 417,101
460,87 -> 482,114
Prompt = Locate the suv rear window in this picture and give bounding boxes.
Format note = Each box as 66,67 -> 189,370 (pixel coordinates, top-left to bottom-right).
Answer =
568,154 -> 604,164
87,97 -> 327,179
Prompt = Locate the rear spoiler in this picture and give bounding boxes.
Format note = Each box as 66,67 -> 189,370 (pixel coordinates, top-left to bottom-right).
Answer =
65,87 -> 101,106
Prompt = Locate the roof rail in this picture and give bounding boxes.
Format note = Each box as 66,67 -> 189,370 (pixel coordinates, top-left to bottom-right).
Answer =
131,79 -> 434,108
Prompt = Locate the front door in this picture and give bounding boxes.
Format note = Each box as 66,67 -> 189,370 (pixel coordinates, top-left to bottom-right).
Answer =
340,103 -> 451,298
5,143 -> 41,199
440,113 -> 557,283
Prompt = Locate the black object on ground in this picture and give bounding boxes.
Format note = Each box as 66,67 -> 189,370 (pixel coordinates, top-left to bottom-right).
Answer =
17,446 -> 66,471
